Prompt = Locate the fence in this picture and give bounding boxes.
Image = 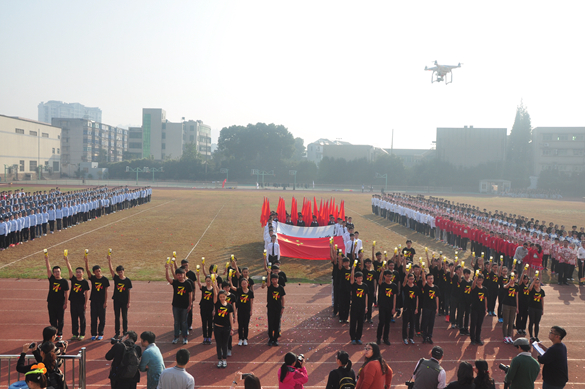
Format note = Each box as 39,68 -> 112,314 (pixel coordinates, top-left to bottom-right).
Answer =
0,348 -> 86,389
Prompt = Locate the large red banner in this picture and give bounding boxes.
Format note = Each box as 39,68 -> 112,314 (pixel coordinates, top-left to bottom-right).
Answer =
278,234 -> 346,260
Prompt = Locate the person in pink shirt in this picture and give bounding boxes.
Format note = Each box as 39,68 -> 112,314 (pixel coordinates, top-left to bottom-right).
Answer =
278,352 -> 308,389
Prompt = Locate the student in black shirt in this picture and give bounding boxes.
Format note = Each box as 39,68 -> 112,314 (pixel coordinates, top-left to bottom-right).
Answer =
179,259 -> 197,332
458,269 -> 473,336
338,257 -> 352,323
527,277 -> 545,342
402,240 -> 416,262
349,266 -> 368,344
402,271 -> 420,344
85,256 -> 110,341
64,256 -> 89,340
443,262 -> 453,322
362,259 -> 376,323
516,274 -> 530,336
376,270 -> 398,345
213,280 -> 234,368
197,274 -> 215,345
486,262 -> 500,316
221,281 -> 236,356
469,273 -> 488,345
165,264 -> 193,345
232,277 -> 254,346
107,255 -> 132,340
502,270 -> 519,344
421,271 -> 440,344
44,253 -> 69,339
263,273 -> 286,346
331,244 -> 341,317
450,265 -> 463,329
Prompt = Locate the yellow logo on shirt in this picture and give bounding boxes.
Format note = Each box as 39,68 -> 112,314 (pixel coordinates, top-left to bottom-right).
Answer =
478,292 -> 485,302
428,290 -> 436,299
366,273 -> 373,281
176,286 -> 186,296
116,283 -> 126,293
73,283 -> 82,293
464,286 -> 471,294
217,306 -> 228,317
356,289 -> 364,298
345,273 -> 350,281
52,283 -> 62,293
272,291 -> 281,301
240,294 -> 249,304
94,282 -> 103,292
508,289 -> 516,297
409,291 -> 415,299
533,293 -> 542,303
385,288 -> 393,297
203,291 -> 212,300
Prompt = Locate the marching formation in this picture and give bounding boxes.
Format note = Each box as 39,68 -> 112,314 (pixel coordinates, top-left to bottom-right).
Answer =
0,186 -> 152,250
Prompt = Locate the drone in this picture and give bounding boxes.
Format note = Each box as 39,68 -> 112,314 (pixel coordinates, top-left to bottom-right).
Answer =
425,61 -> 461,84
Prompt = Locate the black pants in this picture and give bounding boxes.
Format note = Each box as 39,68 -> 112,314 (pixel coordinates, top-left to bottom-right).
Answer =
57,219 -> 62,230
414,309 -> 421,333
487,287 -> 498,312
450,298 -> 460,324
49,220 -> 55,232
558,263 -> 569,284
201,307 -> 213,338
110,379 -> 137,389
497,291 -> 505,318
338,291 -> 351,321
516,304 -> 528,331
421,308 -> 436,339
22,228 -> 28,242
267,307 -> 282,342
402,308 -> 416,340
214,325 -> 230,359
42,223 -> 47,235
0,234 -> 4,249
114,300 -> 129,336
457,301 -> 470,330
365,292 -> 374,321
528,307 -> 543,338
48,302 -> 65,335
70,302 -> 86,336
238,309 -> 251,340
542,254 -> 549,269
349,307 -> 365,341
377,307 -> 392,341
579,259 -> 584,282
91,301 -> 106,336
333,280 -> 340,314
469,309 -> 485,342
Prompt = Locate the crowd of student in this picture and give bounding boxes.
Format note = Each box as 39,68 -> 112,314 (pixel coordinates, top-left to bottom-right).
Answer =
0,186 -> 152,250
372,194 -> 585,285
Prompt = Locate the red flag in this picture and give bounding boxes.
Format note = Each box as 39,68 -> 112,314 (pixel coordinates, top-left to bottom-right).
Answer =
339,200 -> 345,222
318,198 -> 323,225
291,197 -> 298,225
313,197 -> 318,221
222,179 -> 227,188
277,197 -> 287,223
335,204 -> 339,220
278,234 -> 345,260
260,197 -> 271,226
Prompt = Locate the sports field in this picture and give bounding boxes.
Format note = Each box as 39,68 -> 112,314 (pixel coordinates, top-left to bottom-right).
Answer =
1,188 -> 585,282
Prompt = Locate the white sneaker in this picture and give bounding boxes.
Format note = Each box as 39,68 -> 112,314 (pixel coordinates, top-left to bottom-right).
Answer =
238,339 -> 243,346
172,338 -> 179,344
227,349 -> 232,357
183,338 -> 188,345
243,339 -> 248,346
222,360 -> 227,368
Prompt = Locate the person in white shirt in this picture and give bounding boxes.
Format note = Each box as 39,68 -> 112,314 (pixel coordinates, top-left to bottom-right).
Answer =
266,235 -> 280,265
578,237 -> 585,286
157,349 -> 194,389
345,233 -> 358,260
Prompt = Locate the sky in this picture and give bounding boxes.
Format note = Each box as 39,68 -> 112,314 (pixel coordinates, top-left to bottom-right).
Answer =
1,1 -> 584,150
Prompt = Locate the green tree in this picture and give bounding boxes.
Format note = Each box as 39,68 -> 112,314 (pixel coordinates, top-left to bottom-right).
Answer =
292,137 -> 306,161
505,101 -> 533,187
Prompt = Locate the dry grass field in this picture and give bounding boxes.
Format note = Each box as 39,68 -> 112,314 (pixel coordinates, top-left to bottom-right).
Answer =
1,188 -> 584,283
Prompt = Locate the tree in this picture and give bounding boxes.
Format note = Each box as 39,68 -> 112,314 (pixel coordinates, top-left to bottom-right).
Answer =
506,101 -> 533,187
292,137 -> 306,161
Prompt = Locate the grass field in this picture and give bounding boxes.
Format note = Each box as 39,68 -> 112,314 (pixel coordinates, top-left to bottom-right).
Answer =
1,188 -> 584,283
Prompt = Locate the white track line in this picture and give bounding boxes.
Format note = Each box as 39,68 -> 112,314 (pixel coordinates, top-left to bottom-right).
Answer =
185,205 -> 225,260
0,200 -> 175,270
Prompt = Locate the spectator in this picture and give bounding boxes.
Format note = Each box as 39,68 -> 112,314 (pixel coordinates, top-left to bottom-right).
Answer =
17,342 -> 65,389
230,372 -> 262,389
25,368 -> 49,389
356,342 -> 393,389
157,349 -> 195,389
33,326 -> 68,361
504,338 -> 540,389
138,331 -> 165,389
326,351 -> 355,389
473,360 -> 495,389
105,330 -> 142,389
277,352 -> 308,389
537,326 -> 568,389
412,346 -> 446,389
445,362 -> 474,389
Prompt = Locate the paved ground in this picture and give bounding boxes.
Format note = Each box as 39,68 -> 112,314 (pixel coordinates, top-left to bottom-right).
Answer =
0,279 -> 584,388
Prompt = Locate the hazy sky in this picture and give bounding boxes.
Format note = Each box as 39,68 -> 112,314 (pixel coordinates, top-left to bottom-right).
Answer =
1,1 -> 584,149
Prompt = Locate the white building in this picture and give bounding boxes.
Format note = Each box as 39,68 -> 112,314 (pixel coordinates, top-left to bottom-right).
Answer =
0,114 -> 62,179
532,127 -> 585,176
38,100 -> 102,124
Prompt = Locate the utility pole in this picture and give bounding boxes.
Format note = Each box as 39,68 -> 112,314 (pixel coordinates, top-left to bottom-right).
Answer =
289,170 -> 297,190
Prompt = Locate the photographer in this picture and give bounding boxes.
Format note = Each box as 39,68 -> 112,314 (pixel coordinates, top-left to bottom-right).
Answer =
503,338 -> 540,389
17,342 -> 66,389
105,330 -> 141,389
411,346 -> 445,389
278,352 -> 308,389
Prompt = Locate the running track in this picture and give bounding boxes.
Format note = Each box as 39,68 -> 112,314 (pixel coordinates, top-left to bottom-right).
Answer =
0,279 -> 584,388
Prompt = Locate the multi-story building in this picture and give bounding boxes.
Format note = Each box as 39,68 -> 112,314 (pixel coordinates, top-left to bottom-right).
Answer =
0,114 -> 61,179
306,138 -> 352,164
532,127 -> 585,176
436,126 -> 507,168
141,109 -> 212,160
51,118 -> 127,176
127,127 -> 143,160
383,149 -> 435,168
38,100 -> 102,124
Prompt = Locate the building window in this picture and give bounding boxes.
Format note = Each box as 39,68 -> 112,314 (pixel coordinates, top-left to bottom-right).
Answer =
162,133 -> 166,139
162,143 -> 166,150
30,160 -> 37,171
15,128 -> 24,134
53,161 -> 59,172
190,125 -> 195,132
57,148 -> 60,154
52,148 -> 55,154
58,135 -> 60,139
573,135 -> 585,141
557,149 -> 568,156
542,134 -> 553,141
190,135 -> 194,142
29,130 -> 37,136
42,133 -> 49,138
573,149 -> 585,156
19,160 -> 24,171
557,135 -> 568,141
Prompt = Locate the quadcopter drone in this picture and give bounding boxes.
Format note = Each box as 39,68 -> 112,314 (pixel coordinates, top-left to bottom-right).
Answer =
425,61 -> 461,84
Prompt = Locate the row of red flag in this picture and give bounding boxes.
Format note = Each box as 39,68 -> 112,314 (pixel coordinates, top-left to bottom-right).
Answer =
260,196 -> 345,227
